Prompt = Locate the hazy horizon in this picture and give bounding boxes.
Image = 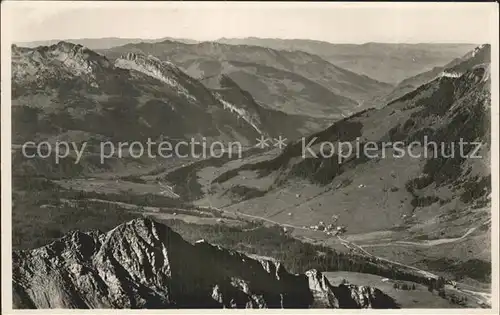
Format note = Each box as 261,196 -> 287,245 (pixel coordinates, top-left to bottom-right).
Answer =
4,2 -> 497,44
13,36 -> 482,46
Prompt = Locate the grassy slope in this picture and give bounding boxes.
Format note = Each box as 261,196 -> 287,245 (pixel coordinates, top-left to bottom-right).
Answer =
324,271 -> 472,308
164,66 -> 492,284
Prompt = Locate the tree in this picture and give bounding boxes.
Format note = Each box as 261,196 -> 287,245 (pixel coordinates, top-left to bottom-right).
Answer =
437,276 -> 446,290
427,281 -> 434,292
438,289 -> 446,298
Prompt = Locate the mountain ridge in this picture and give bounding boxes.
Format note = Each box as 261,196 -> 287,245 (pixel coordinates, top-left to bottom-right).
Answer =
15,37 -> 199,50
100,39 -> 392,114
13,218 -> 399,309
216,38 -> 478,84
384,44 -> 491,104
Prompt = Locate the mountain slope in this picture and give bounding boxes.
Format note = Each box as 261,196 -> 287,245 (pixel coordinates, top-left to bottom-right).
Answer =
179,45 -> 491,281
13,218 -> 398,309
384,44 -> 491,103
200,74 -> 333,138
217,38 -> 478,84
209,65 -> 490,235
100,40 -> 392,116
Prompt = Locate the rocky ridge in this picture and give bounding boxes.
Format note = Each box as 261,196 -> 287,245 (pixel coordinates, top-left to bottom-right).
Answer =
12,218 -> 398,309
115,52 -> 197,102
114,52 -> 266,135
12,41 -> 112,88
385,44 -> 490,103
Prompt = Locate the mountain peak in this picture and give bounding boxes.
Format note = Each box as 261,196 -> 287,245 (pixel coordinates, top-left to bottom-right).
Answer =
12,41 -> 112,88
55,40 -> 83,50
13,218 -> 398,309
471,43 -> 490,57
47,41 -> 112,69
442,43 -> 491,75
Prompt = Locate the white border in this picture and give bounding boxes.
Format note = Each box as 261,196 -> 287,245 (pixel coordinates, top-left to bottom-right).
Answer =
1,2 -> 499,314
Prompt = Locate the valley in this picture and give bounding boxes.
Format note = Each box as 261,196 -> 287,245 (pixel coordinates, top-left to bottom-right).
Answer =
10,34 -> 493,309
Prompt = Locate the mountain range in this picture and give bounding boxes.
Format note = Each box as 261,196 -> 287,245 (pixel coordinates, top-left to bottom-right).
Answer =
100,40 -> 393,115
216,38 -> 478,84
18,37 -> 477,86
12,40 -> 360,148
14,37 -> 199,50
12,42 -> 260,146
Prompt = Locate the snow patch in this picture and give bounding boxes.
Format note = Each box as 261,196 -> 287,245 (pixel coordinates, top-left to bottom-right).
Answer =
439,71 -> 462,78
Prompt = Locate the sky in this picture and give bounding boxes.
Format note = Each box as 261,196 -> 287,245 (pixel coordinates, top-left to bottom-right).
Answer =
4,1 -> 498,44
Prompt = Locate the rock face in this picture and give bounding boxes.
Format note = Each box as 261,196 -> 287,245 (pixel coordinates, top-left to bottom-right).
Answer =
12,218 -> 398,309
115,52 -> 198,102
12,42 -> 112,88
385,44 -> 490,103
115,53 -> 264,135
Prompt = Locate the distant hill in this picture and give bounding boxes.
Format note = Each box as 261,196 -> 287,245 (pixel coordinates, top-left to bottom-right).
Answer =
15,37 -> 199,50
217,38 -> 477,84
101,40 -> 393,116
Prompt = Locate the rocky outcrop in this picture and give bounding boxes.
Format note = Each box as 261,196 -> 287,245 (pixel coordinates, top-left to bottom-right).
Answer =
214,92 -> 263,134
385,44 -> 490,103
305,270 -> 339,308
439,70 -> 462,78
12,218 -> 398,309
114,52 -> 197,102
114,52 -> 267,137
45,41 -> 112,76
